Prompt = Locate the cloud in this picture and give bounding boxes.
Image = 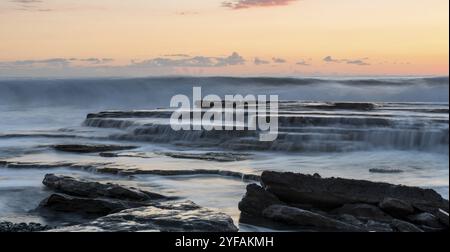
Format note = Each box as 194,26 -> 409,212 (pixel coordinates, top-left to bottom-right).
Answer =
323,56 -> 340,63
254,57 -> 270,65
77,58 -> 115,64
132,52 -> 245,68
4,58 -> 71,67
346,59 -> 369,66
175,11 -> 199,16
272,57 -> 287,64
296,60 -> 310,66
9,0 -> 53,12
323,56 -> 370,66
0,58 -> 115,68
163,54 -> 191,58
222,0 -> 298,9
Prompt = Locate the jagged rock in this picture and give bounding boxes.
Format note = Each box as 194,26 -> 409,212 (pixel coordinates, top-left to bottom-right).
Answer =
43,174 -> 167,201
408,213 -> 444,229
52,144 -> 137,153
436,209 -> 449,227
47,201 -> 238,232
390,219 -> 423,232
261,171 -> 448,210
238,184 -> 284,217
332,203 -> 391,221
0,222 -> 51,232
261,205 -> 364,232
379,197 -> 415,218
38,193 -> 146,215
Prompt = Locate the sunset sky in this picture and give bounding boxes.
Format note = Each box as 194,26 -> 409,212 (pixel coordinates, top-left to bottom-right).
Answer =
0,0 -> 448,77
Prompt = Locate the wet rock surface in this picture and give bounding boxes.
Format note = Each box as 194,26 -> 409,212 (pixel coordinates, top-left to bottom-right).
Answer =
261,171 -> 448,210
36,174 -> 238,232
239,171 -> 449,232
0,222 -> 51,232
52,144 -> 137,153
156,152 -> 252,162
48,201 -> 238,232
43,174 -> 168,201
38,193 -> 147,215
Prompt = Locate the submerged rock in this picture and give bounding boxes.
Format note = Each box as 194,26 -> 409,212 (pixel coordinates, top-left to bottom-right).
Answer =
52,144 -> 137,153
47,201 -> 238,232
156,151 -> 252,162
43,174 -> 167,201
261,171 -> 448,211
0,222 -> 50,232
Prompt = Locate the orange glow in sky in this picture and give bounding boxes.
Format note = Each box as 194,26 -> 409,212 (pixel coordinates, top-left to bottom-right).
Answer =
0,0 -> 448,77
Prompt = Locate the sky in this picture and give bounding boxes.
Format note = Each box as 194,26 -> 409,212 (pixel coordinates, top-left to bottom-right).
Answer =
0,0 -> 448,78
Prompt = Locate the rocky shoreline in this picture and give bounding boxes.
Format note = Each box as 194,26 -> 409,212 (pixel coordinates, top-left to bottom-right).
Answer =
239,171 -> 449,232
0,169 -> 448,232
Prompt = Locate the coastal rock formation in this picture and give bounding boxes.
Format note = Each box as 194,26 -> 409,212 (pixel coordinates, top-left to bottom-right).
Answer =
48,201 -> 238,232
260,171 -> 448,211
39,193 -> 146,215
43,174 -> 167,201
39,174 -> 238,232
262,205 -> 363,232
239,171 -> 449,232
52,144 -> 137,153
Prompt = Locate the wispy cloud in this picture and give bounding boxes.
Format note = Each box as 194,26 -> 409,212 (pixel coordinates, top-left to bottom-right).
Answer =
132,52 -> 245,68
9,0 -> 53,12
162,54 -> 191,58
222,0 -> 298,10
0,58 -> 114,68
254,57 -> 270,65
323,56 -> 370,66
175,11 -> 199,16
272,57 -> 287,64
296,59 -> 311,66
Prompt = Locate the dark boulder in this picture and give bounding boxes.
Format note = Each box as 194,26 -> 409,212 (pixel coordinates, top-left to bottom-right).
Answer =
332,203 -> 391,221
379,197 -> 415,218
38,193 -> 146,215
238,184 -> 284,217
261,171 -> 448,210
262,205 -> 364,232
43,174 -> 167,201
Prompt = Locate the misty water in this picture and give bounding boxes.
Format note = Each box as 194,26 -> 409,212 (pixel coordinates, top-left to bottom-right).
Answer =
0,77 -> 448,231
